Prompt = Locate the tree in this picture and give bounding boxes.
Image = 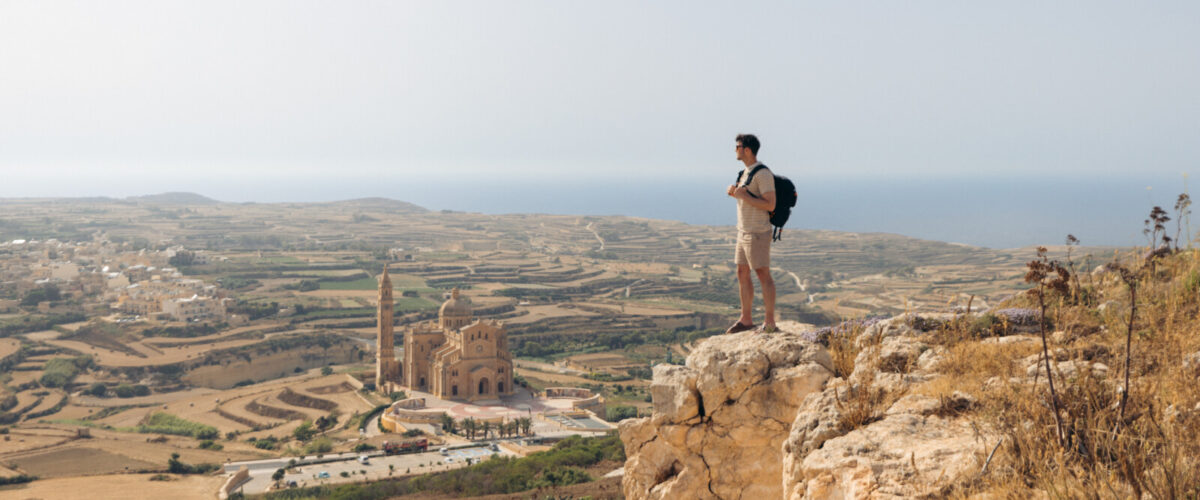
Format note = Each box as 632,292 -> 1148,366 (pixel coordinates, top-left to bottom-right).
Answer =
293,421 -> 316,442
21,284 -> 60,307
114,384 -> 135,398
87,383 -> 107,397
314,415 -> 334,432
482,420 -> 491,440
320,366 -> 333,376
272,468 -> 285,482
461,418 -> 477,440
518,417 -> 532,436
439,413 -> 456,433
605,405 -> 638,422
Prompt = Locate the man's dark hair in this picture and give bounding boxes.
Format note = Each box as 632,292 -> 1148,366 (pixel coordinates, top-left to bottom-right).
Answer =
736,134 -> 760,156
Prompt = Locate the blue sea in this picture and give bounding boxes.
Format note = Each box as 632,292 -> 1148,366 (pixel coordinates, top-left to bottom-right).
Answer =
264,173 -> 1191,249
20,172 -> 1195,249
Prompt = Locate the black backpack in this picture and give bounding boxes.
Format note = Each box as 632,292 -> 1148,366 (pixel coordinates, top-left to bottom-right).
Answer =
738,164 -> 797,241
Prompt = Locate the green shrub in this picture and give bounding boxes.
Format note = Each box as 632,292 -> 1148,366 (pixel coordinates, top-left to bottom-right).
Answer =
0,474 -> 37,485
198,440 -> 223,450
605,405 -> 638,422
87,383 -> 107,397
39,355 -> 91,388
293,421 -> 316,442
256,435 -> 623,499
304,437 -> 333,455
167,453 -> 219,475
353,443 -> 376,452
136,413 -> 219,439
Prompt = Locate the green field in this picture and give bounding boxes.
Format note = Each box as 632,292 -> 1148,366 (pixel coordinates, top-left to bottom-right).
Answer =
319,273 -> 428,291
283,269 -> 363,277
291,297 -> 438,321
620,297 -> 733,314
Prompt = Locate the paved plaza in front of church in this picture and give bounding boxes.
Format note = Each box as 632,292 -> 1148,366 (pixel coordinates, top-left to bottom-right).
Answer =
405,386 -> 583,421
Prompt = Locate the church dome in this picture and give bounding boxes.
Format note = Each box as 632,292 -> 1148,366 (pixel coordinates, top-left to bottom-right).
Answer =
439,288 -> 472,318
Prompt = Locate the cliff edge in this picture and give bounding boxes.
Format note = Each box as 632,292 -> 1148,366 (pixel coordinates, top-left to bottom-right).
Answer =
620,318 -> 990,500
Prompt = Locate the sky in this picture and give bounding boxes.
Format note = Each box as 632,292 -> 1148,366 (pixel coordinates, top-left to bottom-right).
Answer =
1,1 -> 1198,246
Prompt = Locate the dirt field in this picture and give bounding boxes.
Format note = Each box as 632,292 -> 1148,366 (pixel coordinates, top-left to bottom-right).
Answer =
565,353 -> 637,371
0,427 -> 76,455
8,446 -> 158,477
46,337 -> 261,367
578,301 -> 689,316
0,338 -> 19,361
6,371 -> 40,387
19,330 -> 60,342
140,322 -> 284,346
22,390 -> 65,419
0,473 -> 225,500
504,304 -> 598,325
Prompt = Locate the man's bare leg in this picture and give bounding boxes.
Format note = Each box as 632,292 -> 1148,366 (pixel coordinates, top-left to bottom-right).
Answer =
737,264 -> 755,325
755,267 -> 776,328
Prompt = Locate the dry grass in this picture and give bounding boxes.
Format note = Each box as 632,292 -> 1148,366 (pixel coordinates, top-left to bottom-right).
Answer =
934,249 -> 1200,498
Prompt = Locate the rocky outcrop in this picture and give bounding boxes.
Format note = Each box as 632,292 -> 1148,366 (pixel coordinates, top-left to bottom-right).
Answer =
621,325 -> 834,500
622,318 -> 993,500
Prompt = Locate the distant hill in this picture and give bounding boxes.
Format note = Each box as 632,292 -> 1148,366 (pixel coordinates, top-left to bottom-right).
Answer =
127,192 -> 220,205
323,197 -> 427,213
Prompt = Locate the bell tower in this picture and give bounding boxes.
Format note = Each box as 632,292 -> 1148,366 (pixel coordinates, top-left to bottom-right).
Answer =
376,264 -> 398,390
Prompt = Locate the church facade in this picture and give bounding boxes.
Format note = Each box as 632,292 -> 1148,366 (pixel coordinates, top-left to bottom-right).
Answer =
376,266 -> 514,401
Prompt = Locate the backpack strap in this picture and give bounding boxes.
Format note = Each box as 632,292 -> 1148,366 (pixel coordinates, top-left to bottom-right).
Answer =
740,164 -> 768,187
738,164 -> 770,199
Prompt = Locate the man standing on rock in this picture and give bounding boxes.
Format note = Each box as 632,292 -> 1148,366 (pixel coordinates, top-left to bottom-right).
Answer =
725,133 -> 777,334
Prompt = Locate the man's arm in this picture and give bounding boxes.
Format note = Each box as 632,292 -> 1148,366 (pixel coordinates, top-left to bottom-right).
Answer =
733,187 -> 776,212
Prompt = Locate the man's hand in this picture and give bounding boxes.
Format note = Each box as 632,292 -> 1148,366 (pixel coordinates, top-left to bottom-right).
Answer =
727,184 -> 738,197
732,186 -> 750,199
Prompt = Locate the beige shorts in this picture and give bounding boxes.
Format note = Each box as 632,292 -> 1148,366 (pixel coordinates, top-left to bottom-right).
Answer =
734,230 -> 772,270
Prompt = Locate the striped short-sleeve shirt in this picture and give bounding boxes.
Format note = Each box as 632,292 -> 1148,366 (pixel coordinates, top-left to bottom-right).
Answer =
736,163 -> 775,233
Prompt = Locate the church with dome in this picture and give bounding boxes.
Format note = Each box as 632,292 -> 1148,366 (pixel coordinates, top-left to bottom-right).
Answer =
375,266 -> 514,401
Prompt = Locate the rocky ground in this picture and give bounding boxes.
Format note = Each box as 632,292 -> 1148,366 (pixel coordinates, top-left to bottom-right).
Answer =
621,249 -> 1200,500
620,318 -> 991,500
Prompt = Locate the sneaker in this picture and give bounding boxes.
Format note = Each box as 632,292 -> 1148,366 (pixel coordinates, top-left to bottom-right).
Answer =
757,324 -> 778,334
725,321 -> 756,334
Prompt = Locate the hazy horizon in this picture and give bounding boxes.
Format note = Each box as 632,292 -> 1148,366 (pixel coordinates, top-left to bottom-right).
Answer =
1,172 -> 1191,250
3,1 -> 1198,249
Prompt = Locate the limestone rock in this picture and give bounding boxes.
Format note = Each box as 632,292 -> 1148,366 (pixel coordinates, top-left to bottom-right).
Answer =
788,414 -> 987,499
1183,351 -> 1200,373
981,334 -> 1039,346
1024,357 -> 1109,380
624,315 -> 988,500
621,326 -> 834,500
649,364 -> 700,425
